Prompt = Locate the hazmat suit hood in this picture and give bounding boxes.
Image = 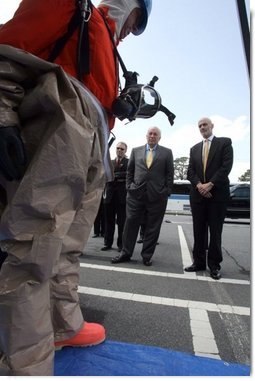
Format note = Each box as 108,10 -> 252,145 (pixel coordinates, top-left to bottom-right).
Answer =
98,0 -> 141,41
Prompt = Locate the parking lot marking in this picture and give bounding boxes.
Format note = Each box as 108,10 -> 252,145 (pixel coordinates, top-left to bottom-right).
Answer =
189,308 -> 220,358
178,225 -> 195,274
80,263 -> 250,285
78,286 -> 250,316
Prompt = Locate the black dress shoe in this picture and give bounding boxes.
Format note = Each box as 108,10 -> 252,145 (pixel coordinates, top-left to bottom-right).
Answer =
101,246 -> 112,251
184,264 -> 206,272
92,234 -> 99,238
210,269 -> 221,280
111,254 -> 131,264
137,238 -> 143,244
143,259 -> 152,266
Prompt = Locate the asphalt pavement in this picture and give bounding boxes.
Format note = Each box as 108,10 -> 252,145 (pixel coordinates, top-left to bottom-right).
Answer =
75,213 -> 250,375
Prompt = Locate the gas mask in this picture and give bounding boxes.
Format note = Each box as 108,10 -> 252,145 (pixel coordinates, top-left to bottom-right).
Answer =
112,71 -> 176,126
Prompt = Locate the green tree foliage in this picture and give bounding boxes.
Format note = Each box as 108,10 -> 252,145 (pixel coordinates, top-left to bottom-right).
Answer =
174,157 -> 189,180
238,169 -> 250,182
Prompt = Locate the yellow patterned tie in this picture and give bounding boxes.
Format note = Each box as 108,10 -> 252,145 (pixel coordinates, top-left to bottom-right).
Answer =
203,139 -> 209,178
146,148 -> 153,168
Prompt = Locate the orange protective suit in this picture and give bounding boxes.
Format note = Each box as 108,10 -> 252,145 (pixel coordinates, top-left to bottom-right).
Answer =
0,0 -> 118,129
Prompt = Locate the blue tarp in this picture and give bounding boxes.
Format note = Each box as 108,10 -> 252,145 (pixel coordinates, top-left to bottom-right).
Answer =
54,340 -> 250,376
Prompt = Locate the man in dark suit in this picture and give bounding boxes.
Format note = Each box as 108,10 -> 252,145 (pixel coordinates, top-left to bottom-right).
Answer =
185,117 -> 233,280
101,142 -> 129,252
92,196 -> 105,238
111,127 -> 174,266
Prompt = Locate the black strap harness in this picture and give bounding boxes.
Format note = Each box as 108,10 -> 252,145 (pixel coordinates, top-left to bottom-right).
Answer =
48,0 -> 92,80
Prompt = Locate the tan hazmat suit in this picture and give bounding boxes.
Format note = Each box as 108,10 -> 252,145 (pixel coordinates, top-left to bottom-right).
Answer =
0,45 -> 113,375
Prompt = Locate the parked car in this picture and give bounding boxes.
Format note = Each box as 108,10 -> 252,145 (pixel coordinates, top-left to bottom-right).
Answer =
226,183 -> 250,219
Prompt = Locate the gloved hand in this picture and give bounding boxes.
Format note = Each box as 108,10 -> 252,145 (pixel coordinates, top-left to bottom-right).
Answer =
0,126 -> 26,181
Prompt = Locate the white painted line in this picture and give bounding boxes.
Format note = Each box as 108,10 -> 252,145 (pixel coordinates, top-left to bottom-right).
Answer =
193,337 -> 218,354
191,327 -> 214,339
196,352 -> 220,361
189,308 -> 208,321
195,353 -> 221,360
190,320 -> 212,329
79,263 -> 250,285
178,225 -> 195,275
78,286 -> 250,316
189,308 -> 220,359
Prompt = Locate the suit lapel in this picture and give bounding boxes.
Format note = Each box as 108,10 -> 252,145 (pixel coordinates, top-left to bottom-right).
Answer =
142,145 -> 147,166
151,146 -> 159,166
196,142 -> 204,174
207,137 -> 217,167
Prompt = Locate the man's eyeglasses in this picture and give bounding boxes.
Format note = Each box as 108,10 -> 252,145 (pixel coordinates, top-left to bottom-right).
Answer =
117,147 -> 125,150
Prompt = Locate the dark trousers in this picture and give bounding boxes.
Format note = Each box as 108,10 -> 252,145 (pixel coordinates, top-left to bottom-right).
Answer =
190,200 -> 227,270
104,198 -> 126,249
122,194 -> 167,261
138,212 -> 146,239
94,198 -> 105,236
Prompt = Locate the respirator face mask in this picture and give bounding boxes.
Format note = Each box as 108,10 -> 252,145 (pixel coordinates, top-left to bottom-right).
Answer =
112,74 -> 176,126
112,83 -> 161,121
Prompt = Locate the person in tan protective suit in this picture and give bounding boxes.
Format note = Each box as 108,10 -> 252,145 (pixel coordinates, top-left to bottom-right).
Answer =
0,0 -> 152,376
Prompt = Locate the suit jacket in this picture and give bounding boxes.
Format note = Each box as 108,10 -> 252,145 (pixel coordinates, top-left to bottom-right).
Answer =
187,137 -> 233,203
104,157 -> 129,204
127,144 -> 174,202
